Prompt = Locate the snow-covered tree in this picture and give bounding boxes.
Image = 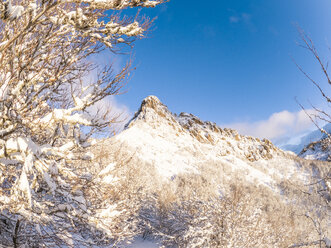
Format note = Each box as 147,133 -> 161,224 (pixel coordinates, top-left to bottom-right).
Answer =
0,0 -> 166,246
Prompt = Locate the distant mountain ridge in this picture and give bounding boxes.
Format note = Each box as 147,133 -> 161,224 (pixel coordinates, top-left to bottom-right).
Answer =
277,123 -> 331,161
299,136 -> 331,162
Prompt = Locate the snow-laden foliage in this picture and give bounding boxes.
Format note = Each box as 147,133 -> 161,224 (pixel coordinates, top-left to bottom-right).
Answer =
0,0 -> 166,246
139,188 -> 296,248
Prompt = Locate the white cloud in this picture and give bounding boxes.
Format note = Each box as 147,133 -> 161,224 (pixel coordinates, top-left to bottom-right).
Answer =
227,109 -> 317,141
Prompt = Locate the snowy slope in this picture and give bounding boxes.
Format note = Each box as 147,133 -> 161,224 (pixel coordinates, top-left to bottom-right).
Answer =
109,96 -> 313,191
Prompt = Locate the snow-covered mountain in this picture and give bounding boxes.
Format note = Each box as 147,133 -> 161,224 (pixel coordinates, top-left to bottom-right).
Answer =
299,136 -> 331,162
277,123 -> 331,154
104,96 -> 324,190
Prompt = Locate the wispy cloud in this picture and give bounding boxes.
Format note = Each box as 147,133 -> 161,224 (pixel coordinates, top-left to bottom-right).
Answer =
226,109 -> 317,141
228,11 -> 257,32
229,13 -> 252,24
229,16 -> 240,23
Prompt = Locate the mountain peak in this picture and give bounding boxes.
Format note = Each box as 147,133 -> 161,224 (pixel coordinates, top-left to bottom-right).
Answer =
141,95 -> 162,109
121,95 -> 281,163
125,95 -> 176,128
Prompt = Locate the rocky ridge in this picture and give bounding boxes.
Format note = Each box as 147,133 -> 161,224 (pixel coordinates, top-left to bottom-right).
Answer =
106,95 -> 320,190
126,95 -> 281,162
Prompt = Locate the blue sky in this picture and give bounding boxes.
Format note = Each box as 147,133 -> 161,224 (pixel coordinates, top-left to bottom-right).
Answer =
105,0 -> 331,141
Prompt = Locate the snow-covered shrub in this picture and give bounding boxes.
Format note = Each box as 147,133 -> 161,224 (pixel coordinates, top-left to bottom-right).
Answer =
139,184 -> 303,248
0,0 -> 166,246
